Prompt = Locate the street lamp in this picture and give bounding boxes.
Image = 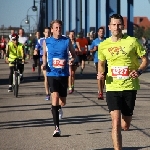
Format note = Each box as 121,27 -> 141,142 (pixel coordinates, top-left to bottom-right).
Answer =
32,0 -> 38,11
25,15 -> 37,33
31,0 -> 41,25
20,17 -> 29,32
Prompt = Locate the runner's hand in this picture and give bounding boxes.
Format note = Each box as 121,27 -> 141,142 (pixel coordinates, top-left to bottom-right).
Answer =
41,64 -> 46,70
69,58 -> 74,65
93,46 -> 98,51
5,58 -> 9,63
97,72 -> 104,80
33,50 -> 38,55
129,70 -> 139,79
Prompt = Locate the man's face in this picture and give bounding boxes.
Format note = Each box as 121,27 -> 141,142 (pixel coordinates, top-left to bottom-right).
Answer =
43,29 -> 50,38
36,32 -> 40,39
51,23 -> 62,36
79,33 -> 83,38
19,29 -> 24,35
69,32 -> 75,39
11,30 -> 14,34
108,18 -> 124,37
12,39 -> 18,44
98,29 -> 104,38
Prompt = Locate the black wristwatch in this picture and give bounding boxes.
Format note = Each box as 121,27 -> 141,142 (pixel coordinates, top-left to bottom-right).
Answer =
137,69 -> 143,76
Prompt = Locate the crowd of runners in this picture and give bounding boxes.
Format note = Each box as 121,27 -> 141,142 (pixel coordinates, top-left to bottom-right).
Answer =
0,13 -> 149,150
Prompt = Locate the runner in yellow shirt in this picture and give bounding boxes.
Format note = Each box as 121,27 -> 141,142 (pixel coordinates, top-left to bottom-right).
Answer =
97,14 -> 148,150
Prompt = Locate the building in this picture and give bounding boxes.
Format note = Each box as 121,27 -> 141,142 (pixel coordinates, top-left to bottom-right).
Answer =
0,26 -> 20,37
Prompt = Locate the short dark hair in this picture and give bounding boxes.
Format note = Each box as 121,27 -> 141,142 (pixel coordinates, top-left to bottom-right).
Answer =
98,27 -> 105,32
44,27 -> 50,30
109,14 -> 124,25
50,19 -> 63,29
69,30 -> 75,33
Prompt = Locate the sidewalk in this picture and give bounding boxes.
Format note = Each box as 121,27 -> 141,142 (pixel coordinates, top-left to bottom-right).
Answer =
0,60 -> 150,150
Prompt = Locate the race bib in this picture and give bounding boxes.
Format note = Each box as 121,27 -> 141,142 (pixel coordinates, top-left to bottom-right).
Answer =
53,58 -> 66,69
111,66 -> 129,79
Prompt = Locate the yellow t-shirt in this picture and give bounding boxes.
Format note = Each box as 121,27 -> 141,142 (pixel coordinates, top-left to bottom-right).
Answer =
98,35 -> 146,91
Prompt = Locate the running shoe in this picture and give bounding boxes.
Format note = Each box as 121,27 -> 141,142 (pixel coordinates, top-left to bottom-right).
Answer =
98,93 -> 104,100
20,76 -> 24,82
45,94 -> 50,101
72,86 -> 74,92
53,127 -> 61,137
32,66 -> 35,72
59,108 -> 63,120
68,88 -> 73,94
8,87 -> 13,92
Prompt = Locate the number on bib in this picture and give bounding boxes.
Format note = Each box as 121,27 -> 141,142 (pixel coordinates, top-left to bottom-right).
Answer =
111,66 -> 129,79
53,58 -> 66,69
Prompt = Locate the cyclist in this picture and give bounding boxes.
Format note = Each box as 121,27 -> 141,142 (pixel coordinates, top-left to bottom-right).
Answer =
5,33 -> 25,92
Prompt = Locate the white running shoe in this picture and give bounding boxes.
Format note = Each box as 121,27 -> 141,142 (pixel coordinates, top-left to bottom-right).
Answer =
59,108 -> 63,120
53,128 -> 61,137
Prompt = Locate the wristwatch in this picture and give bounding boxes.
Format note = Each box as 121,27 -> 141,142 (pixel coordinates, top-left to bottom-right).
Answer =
137,69 -> 143,76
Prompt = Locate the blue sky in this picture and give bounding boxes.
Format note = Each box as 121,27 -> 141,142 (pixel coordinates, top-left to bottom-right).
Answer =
0,0 -> 150,31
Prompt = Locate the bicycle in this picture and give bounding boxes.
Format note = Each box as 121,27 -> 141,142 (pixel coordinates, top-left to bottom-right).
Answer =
11,58 -> 23,97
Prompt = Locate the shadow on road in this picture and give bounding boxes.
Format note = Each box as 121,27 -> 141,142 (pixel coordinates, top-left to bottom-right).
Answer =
94,146 -> 150,150
0,114 -> 110,130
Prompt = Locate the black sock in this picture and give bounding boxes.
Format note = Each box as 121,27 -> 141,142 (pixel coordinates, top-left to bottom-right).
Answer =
52,105 -> 59,129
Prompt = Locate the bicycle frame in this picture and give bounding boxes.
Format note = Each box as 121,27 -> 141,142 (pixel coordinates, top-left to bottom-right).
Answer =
12,59 -> 22,97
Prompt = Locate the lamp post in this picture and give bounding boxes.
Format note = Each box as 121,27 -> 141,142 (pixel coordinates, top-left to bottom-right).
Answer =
32,0 -> 40,25
26,6 -> 38,31
20,17 -> 29,32
25,15 -> 37,33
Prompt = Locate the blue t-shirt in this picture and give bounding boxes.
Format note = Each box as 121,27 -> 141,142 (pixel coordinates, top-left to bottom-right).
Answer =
35,37 -> 45,62
90,37 -> 105,63
46,36 -> 70,77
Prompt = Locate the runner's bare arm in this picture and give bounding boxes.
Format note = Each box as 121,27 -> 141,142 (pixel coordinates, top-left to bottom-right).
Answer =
138,55 -> 149,71
5,45 -> 10,63
69,40 -> 76,59
42,40 -> 47,66
76,41 -> 81,51
98,60 -> 105,74
97,60 -> 106,80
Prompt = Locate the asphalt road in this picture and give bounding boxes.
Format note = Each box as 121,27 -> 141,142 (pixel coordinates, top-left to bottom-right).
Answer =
0,59 -> 150,150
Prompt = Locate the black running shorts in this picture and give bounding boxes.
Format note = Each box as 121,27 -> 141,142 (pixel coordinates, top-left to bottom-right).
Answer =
106,90 -> 137,116
78,54 -> 87,62
47,76 -> 68,97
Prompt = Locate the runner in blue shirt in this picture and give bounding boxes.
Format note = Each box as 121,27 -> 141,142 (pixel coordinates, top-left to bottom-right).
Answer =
90,27 -> 106,100
42,20 -> 76,137
34,27 -> 51,100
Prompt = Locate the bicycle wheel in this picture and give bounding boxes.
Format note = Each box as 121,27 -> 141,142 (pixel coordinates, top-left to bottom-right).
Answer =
14,72 -> 19,97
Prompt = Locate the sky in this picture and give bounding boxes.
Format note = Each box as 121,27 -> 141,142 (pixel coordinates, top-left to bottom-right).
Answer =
0,0 -> 150,32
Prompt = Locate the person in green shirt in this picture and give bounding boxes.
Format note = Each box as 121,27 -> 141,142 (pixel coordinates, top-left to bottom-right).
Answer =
97,14 -> 149,150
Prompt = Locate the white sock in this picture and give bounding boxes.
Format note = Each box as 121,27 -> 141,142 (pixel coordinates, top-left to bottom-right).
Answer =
9,85 -> 12,87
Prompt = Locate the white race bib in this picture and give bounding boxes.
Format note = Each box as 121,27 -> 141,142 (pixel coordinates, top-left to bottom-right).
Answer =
111,66 -> 129,79
53,58 -> 66,69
